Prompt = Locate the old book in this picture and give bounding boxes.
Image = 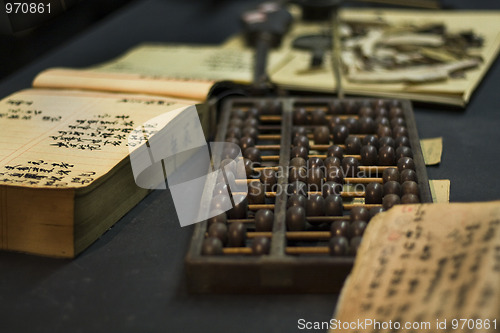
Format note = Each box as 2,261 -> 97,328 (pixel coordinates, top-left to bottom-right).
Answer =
0,89 -> 197,257
330,201 -> 500,333
223,9 -> 500,107
32,44 -> 291,101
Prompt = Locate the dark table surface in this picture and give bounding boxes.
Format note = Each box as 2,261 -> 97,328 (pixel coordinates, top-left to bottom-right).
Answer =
0,0 -> 499,332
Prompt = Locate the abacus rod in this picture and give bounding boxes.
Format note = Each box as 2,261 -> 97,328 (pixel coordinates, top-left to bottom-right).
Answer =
247,203 -> 382,210
221,247 -> 331,255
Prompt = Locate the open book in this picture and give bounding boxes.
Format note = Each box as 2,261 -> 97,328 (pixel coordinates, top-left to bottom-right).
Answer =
0,89 -> 198,257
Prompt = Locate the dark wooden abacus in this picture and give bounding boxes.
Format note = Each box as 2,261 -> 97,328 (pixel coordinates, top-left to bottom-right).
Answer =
185,97 -> 432,293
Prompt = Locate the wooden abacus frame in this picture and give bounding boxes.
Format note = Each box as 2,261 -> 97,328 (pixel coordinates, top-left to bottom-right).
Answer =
185,97 -> 432,293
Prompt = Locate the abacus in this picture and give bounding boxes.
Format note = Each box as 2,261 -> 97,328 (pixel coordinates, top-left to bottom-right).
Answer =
185,97 -> 432,293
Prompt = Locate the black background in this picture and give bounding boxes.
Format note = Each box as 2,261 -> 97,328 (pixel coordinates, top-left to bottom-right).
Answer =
0,1 -> 499,332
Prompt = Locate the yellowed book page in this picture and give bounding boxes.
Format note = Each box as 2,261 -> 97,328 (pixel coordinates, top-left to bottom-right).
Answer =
33,44 -> 292,101
0,89 -> 194,189
332,201 -> 500,333
268,10 -> 500,105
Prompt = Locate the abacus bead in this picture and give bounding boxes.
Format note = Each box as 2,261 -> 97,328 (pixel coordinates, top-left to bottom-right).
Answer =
239,136 -> 255,150
345,136 -> 362,154
374,106 -> 389,118
322,181 -> 342,197
248,181 -> 266,204
329,236 -> 349,256
359,116 -> 375,133
391,117 -> 406,129
242,126 -> 259,140
229,118 -> 243,128
341,100 -> 356,114
269,100 -> 281,114
307,157 -> 324,169
400,169 -> 418,183
244,117 -> 259,128
383,194 -> 401,210
260,168 -> 277,190
291,146 -> 309,159
211,194 -> 231,212
289,166 -> 307,183
225,137 -> 239,146
286,206 -> 306,231
213,182 -> 228,196
290,157 -> 307,168
349,220 -> 367,238
350,206 -> 370,223
401,194 -> 420,204
383,168 -> 400,183
365,182 -> 384,204
202,237 -> 223,255
251,237 -> 271,255
398,157 -> 416,172
311,108 -> 326,125
325,194 -> 343,216
243,158 -> 254,177
228,222 -> 247,247
226,126 -> 242,139
244,147 -> 262,163
379,136 -> 395,148
389,106 -> 404,118
223,145 -> 240,160
396,146 -> 413,159
395,135 -> 410,147
307,166 -> 324,188
369,207 -> 384,218
344,117 -> 360,134
402,180 -> 419,196
360,145 -> 378,165
324,156 -> 341,169
307,194 -> 325,217
342,156 -> 359,177
328,116 -> 344,130
393,126 -> 408,139
231,109 -> 245,119
208,222 -> 228,245
228,195 -> 248,219
293,126 -> 307,138
326,166 -> 343,183
313,126 -> 331,144
255,209 -> 274,232
384,180 -> 402,196
350,237 -> 363,256
288,181 -> 307,196
330,220 -> 349,237
362,135 -> 379,149
293,135 -> 310,149
327,145 -> 344,159
287,194 -> 307,210
247,107 -> 260,118
375,116 -> 390,127
332,125 -> 350,144
293,107 -> 308,125
207,212 -> 227,227
359,106 -> 374,118
378,146 -> 396,166
329,100 -> 341,114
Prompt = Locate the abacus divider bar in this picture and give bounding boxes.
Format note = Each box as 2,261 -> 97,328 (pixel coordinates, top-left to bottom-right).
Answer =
235,177 -> 384,184
270,99 -> 293,257
222,246 -> 331,255
232,191 -> 366,198
255,144 -> 345,150
227,216 -> 346,224
248,231 -> 331,240
248,203 -> 382,210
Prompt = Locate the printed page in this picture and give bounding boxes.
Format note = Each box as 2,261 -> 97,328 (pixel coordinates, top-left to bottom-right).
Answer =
0,89 -> 194,189
332,201 -> 500,333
